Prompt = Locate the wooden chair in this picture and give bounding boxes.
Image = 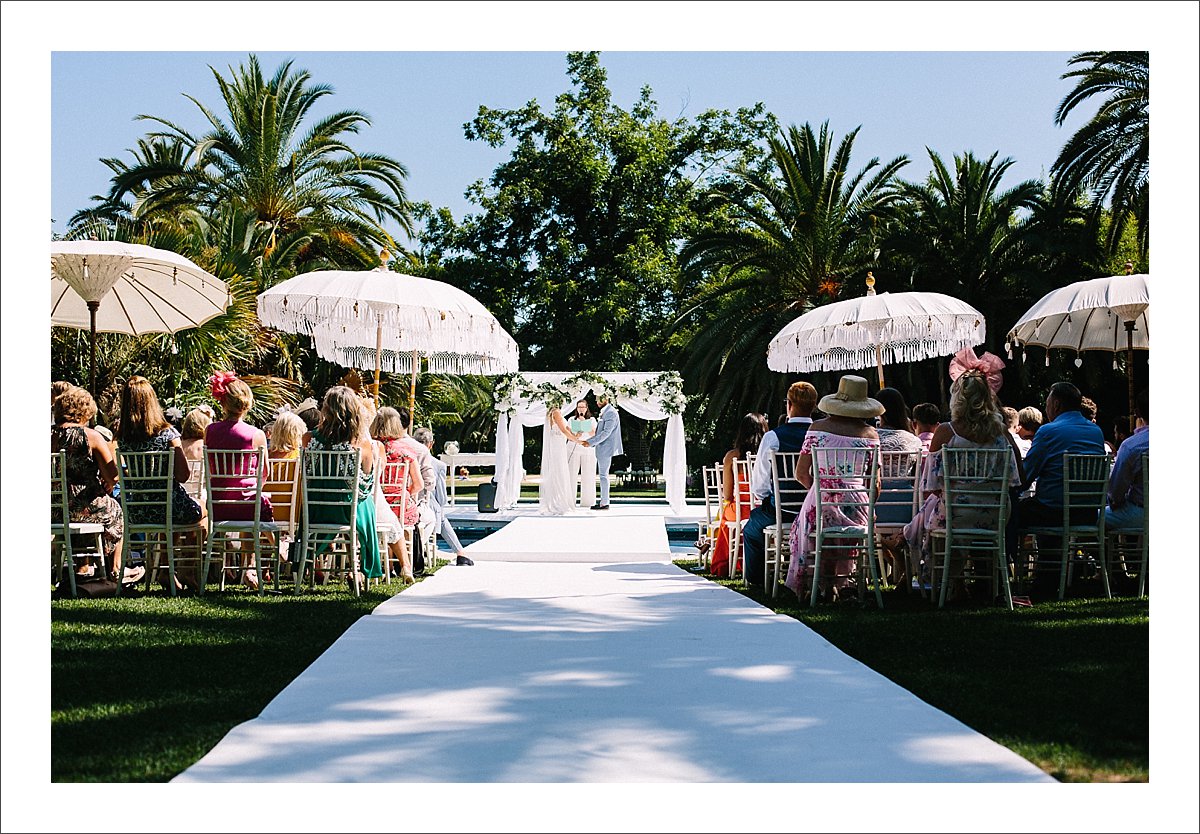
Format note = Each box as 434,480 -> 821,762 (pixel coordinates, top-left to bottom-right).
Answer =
263,457 -> 301,580
698,463 -> 724,569
116,449 -> 205,597
1020,453 -> 1112,600
808,445 -> 883,608
295,448 -> 364,596
378,457 -> 414,579
51,451 -> 107,598
763,450 -> 807,597
183,456 -> 205,503
928,447 -> 1014,609
202,449 -> 284,594
727,457 -> 758,584
1106,451 -> 1148,598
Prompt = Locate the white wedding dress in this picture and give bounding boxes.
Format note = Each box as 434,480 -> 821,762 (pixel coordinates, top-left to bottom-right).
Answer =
538,415 -> 575,516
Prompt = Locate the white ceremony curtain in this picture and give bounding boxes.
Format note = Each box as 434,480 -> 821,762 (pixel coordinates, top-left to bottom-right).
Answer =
492,373 -> 686,513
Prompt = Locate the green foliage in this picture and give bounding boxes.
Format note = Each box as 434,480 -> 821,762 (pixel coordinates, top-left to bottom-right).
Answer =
418,51 -> 776,373
676,122 -> 909,434
1051,51 -> 1149,258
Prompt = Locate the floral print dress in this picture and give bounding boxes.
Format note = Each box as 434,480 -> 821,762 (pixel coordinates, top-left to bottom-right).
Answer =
51,425 -> 124,567
303,432 -> 381,579
785,430 -> 880,596
119,427 -> 204,525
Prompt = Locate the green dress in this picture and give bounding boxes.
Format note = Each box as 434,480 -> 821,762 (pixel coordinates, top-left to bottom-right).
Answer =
304,432 -> 382,579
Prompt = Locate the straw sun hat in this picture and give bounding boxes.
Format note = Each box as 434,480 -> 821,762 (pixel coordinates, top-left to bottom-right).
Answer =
818,375 -> 885,419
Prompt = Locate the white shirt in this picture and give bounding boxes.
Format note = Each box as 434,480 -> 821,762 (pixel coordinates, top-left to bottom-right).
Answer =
750,417 -> 813,500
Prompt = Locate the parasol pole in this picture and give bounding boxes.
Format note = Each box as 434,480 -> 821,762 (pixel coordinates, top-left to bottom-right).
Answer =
87,300 -> 99,396
374,317 -> 382,407
409,348 -> 419,420
1123,261 -> 1136,421
864,272 -> 885,388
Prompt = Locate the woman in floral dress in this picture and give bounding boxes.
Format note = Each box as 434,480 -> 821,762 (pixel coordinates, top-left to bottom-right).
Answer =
785,376 -> 883,600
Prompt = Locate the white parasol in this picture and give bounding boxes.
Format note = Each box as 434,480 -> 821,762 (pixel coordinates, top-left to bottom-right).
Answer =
257,253 -> 519,413
1006,268 -> 1149,417
767,273 -> 985,387
51,240 -> 230,394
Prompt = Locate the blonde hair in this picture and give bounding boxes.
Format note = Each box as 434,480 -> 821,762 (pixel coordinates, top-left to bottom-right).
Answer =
51,380 -> 74,405
118,376 -> 170,444
1000,406 -> 1019,431
949,372 -> 1005,444
269,412 -> 306,453
1017,407 -> 1043,432
371,406 -> 404,439
221,378 -> 254,418
180,408 -> 213,440
54,386 -> 98,425
317,386 -> 363,445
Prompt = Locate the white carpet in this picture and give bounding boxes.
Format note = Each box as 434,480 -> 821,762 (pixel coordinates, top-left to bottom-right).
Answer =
175,531 -> 1053,783
462,515 -> 670,562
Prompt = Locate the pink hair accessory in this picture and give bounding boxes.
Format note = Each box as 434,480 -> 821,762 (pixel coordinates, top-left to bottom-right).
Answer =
948,347 -> 1005,394
209,370 -> 238,399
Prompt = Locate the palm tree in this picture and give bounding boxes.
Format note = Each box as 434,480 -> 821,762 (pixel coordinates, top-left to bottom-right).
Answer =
1051,51 -> 1148,257
676,122 -> 909,433
75,55 -> 413,278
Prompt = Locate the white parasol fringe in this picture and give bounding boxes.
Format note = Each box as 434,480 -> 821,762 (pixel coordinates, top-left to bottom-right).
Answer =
770,318 -> 981,373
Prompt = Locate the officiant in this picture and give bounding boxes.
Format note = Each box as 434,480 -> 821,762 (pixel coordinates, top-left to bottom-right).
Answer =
567,398 -> 598,508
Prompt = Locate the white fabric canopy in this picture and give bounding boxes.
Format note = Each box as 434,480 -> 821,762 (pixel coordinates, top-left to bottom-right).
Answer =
493,372 -> 687,513
1006,273 -> 1149,355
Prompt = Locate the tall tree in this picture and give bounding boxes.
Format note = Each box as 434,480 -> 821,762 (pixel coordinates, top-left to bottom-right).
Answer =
1051,51 -> 1149,258
418,51 -> 776,372
677,122 -> 909,432
72,54 -> 413,278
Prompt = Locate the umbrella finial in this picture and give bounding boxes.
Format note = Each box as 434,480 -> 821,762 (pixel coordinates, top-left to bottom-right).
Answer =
378,248 -> 392,271
865,271 -> 876,296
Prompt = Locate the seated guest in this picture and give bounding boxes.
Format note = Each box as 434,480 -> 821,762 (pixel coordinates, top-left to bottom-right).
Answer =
179,407 -> 213,462
786,376 -> 883,601
360,402 -> 415,584
1112,416 -> 1133,451
117,376 -> 208,588
268,411 -> 306,460
302,385 -> 382,583
51,386 -> 126,580
1010,381 -> 1106,591
912,402 -> 941,452
414,426 -> 474,567
743,381 -> 818,585
370,406 -> 426,574
1080,396 -> 1115,455
294,397 -> 321,433
875,388 -> 924,455
1001,406 -> 1031,457
709,412 -> 769,578
51,380 -> 73,423
1017,406 -> 1043,445
1105,390 -> 1148,533
204,372 -> 271,522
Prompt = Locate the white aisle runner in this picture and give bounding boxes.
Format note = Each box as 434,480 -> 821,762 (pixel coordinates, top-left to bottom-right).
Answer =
175,516 -> 1051,782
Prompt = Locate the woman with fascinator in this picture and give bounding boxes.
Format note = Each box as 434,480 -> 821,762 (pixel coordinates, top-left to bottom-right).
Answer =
880,348 -> 1024,599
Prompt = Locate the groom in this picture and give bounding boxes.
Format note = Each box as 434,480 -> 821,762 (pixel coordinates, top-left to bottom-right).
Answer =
583,390 -> 623,510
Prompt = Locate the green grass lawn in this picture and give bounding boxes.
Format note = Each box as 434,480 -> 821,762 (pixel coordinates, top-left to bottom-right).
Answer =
51,575 -> 426,782
679,561 -> 1149,782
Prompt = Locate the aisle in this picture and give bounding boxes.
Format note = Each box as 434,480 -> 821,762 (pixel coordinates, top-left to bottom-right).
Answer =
174,518 -> 1051,782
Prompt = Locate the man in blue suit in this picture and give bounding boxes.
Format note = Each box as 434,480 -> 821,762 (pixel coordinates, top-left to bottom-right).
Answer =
584,391 -> 623,510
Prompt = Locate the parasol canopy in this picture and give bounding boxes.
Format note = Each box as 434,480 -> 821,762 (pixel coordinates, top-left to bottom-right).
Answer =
767,275 -> 985,387
51,240 -> 230,394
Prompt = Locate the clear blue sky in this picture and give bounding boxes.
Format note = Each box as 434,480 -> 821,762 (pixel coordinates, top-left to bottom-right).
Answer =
52,50 -> 1093,244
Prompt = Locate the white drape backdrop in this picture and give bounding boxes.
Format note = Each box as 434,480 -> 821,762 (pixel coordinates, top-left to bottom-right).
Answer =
493,373 -> 686,513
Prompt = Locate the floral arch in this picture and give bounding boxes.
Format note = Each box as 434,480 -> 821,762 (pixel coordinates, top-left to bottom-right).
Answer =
492,371 -> 687,512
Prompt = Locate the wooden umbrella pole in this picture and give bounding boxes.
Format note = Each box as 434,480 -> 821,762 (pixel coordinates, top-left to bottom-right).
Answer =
408,348 -> 418,420
1125,320 -> 1136,423
875,343 -> 886,389
373,318 -> 382,406
88,300 -> 99,396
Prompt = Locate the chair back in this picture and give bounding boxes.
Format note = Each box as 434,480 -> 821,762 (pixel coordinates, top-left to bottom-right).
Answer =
702,464 -> 723,531
875,449 -> 923,526
379,457 -> 411,523
264,457 -> 300,532
769,450 -> 807,531
731,457 -> 757,526
940,447 -> 1012,535
810,445 -> 878,536
51,451 -> 71,534
1062,453 -> 1112,528
117,450 -> 179,532
301,448 -> 362,531
183,456 -> 205,502
204,448 -> 267,524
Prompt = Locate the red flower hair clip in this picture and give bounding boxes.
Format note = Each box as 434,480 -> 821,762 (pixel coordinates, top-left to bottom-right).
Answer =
209,370 -> 239,399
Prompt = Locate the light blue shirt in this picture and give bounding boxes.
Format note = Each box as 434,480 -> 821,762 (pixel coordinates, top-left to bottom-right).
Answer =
1108,425 -> 1148,508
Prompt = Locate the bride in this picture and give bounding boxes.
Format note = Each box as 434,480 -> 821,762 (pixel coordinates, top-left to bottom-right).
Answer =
538,405 -> 584,516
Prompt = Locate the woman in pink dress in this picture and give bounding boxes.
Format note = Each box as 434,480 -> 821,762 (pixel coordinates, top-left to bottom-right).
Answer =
785,376 -> 883,601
